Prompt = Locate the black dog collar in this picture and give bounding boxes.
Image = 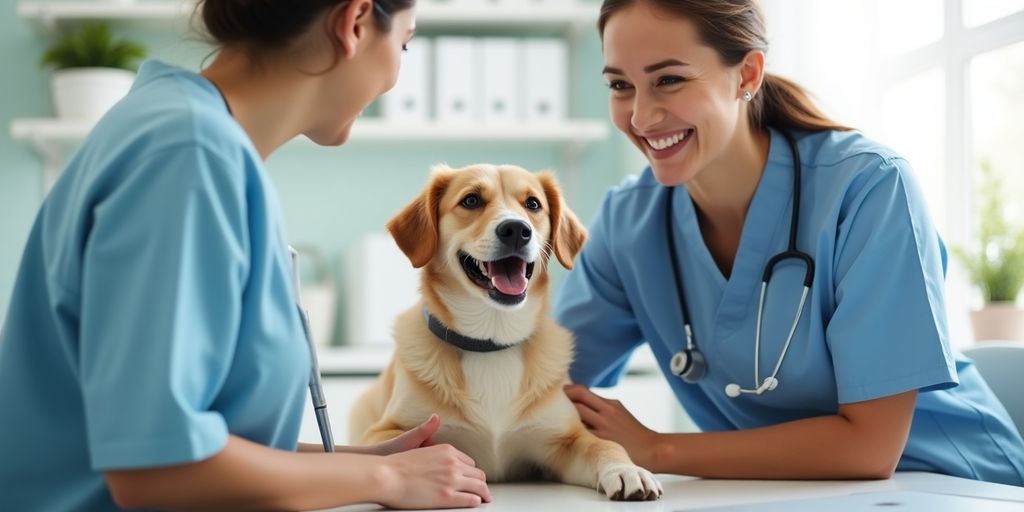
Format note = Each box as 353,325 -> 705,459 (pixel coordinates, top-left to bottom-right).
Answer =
422,308 -> 516,353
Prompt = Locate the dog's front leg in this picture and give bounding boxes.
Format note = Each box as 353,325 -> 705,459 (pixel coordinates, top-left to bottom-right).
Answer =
544,426 -> 663,501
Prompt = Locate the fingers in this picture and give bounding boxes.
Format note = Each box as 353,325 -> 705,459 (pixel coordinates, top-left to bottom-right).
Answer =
447,492 -> 483,508
460,475 -> 492,503
462,464 -> 487,483
564,384 -> 612,413
573,401 -> 603,431
407,414 -> 440,446
433,443 -> 477,468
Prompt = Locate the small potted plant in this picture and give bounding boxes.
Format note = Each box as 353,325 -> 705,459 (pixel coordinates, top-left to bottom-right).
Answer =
41,23 -> 146,121
953,160 -> 1024,342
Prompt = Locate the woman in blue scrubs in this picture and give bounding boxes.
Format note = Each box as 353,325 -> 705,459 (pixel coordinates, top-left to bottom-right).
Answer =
0,1 -> 491,510
557,0 -> 1024,486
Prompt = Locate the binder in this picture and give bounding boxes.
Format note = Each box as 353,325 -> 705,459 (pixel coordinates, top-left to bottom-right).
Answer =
435,37 -> 480,123
479,38 -> 522,123
381,37 -> 431,123
523,38 -> 568,122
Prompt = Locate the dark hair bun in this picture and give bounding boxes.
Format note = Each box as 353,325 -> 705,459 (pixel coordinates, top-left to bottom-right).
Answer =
201,0 -> 333,46
200,0 -> 415,46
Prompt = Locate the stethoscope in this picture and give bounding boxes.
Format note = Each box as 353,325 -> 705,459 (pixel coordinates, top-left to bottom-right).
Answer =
289,246 -> 336,452
667,129 -> 815,398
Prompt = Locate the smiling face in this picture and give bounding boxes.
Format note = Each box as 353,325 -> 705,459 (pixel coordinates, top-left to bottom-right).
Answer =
387,164 -> 587,312
602,2 -> 748,186
435,166 -> 551,308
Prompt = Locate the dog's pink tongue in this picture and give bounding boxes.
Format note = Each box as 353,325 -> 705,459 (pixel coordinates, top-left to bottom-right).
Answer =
488,259 -> 528,296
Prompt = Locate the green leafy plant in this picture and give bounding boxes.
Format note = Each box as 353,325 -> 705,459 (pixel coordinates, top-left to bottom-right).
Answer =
41,23 -> 146,71
953,160 -> 1024,304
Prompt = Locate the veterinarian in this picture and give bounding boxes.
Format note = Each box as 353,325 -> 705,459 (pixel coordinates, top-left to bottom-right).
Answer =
0,1 -> 492,510
556,0 -> 1024,486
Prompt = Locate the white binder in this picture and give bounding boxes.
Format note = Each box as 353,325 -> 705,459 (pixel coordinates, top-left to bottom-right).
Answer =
434,37 -> 480,123
381,38 -> 431,123
523,38 -> 568,122
479,38 -> 522,123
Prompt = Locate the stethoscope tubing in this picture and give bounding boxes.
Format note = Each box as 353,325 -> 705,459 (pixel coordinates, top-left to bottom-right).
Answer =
667,129 -> 815,396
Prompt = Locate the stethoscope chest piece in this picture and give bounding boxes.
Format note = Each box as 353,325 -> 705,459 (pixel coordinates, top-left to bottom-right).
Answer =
671,348 -> 707,383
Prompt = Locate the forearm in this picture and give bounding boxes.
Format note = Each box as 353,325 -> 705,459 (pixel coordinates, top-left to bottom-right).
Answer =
647,413 -> 902,480
106,435 -> 392,511
298,441 -> 375,454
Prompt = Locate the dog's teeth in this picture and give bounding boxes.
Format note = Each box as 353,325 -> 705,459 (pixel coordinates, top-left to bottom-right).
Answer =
479,261 -> 488,276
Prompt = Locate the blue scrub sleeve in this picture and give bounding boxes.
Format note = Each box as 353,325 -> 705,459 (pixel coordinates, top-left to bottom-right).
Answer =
79,144 -> 249,470
555,190 -> 645,387
826,157 -> 957,404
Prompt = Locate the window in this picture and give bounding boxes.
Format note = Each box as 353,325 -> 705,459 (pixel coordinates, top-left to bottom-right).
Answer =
764,0 -> 1024,345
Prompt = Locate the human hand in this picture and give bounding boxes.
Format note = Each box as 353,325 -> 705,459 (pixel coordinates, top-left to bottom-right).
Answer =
379,444 -> 492,509
563,384 -> 659,469
369,413 -> 440,456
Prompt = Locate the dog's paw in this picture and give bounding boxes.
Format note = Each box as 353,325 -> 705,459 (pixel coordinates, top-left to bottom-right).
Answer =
596,463 -> 663,501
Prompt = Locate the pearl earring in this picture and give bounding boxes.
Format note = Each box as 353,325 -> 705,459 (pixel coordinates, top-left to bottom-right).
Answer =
743,91 -> 753,102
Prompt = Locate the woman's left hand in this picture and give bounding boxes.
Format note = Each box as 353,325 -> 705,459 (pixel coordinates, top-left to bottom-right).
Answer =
563,384 -> 659,468
369,414 -> 440,456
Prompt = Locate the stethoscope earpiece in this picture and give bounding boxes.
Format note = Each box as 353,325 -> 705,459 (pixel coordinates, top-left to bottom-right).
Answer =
724,376 -> 780,398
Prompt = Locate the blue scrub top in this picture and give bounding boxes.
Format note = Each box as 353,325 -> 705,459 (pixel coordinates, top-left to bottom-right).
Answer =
554,128 -> 1024,486
0,60 -> 310,510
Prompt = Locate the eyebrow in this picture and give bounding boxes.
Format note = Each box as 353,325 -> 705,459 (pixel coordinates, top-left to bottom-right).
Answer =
602,59 -> 689,75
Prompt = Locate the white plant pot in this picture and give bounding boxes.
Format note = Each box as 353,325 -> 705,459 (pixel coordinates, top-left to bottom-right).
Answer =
970,302 -> 1024,342
51,67 -> 136,121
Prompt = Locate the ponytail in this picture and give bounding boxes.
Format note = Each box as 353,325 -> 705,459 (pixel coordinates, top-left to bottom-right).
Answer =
754,74 -> 852,132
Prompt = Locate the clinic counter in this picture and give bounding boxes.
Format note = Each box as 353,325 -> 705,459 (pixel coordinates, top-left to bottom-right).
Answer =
318,472 -> 1024,511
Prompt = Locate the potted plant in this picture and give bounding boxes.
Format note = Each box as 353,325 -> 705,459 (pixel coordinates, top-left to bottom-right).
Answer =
953,160 -> 1024,342
41,23 -> 146,121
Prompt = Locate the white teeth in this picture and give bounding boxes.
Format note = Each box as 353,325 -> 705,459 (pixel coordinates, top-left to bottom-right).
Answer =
645,130 -> 691,150
479,261 -> 488,276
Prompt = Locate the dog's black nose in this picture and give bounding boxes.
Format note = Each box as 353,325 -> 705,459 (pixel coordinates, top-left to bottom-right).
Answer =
496,219 -> 532,250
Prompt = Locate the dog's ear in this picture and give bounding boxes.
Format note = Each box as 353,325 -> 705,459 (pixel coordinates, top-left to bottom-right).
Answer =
539,172 -> 588,270
387,166 -> 454,268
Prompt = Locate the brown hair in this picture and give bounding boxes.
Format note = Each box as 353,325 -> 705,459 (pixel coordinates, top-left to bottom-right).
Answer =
598,0 -> 852,133
199,0 -> 414,49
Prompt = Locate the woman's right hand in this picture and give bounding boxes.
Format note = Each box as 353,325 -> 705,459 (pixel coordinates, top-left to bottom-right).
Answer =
379,444 -> 492,509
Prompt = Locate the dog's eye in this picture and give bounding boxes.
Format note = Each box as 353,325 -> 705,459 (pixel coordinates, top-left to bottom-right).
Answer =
525,197 -> 541,212
461,193 -> 483,209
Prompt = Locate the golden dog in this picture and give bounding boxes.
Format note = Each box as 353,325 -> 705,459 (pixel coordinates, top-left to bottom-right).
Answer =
349,163 -> 662,501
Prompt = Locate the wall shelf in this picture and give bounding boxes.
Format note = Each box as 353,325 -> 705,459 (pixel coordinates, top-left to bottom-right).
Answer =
18,1 -> 599,33
10,117 -> 608,144
10,117 -> 609,191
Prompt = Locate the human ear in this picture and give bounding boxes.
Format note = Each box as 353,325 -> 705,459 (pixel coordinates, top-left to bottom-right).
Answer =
333,0 -> 374,59
738,49 -> 766,99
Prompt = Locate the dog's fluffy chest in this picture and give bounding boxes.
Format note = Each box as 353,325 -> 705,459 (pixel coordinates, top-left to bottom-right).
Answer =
460,348 -> 524,431
431,347 -> 546,480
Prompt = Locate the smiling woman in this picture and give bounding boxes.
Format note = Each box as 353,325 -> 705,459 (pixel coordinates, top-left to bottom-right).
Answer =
554,0 -> 1024,488
0,1 -> 495,511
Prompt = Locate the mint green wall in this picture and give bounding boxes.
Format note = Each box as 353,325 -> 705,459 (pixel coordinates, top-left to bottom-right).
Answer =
0,4 -> 639,344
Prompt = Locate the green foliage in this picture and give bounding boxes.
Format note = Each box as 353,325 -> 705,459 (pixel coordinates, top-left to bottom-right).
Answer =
953,160 -> 1024,303
41,23 -> 146,71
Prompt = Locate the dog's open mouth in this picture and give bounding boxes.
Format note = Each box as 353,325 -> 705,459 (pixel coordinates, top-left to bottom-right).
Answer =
460,251 -> 535,305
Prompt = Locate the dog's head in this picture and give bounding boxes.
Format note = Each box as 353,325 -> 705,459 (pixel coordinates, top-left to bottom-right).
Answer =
387,164 -> 587,309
